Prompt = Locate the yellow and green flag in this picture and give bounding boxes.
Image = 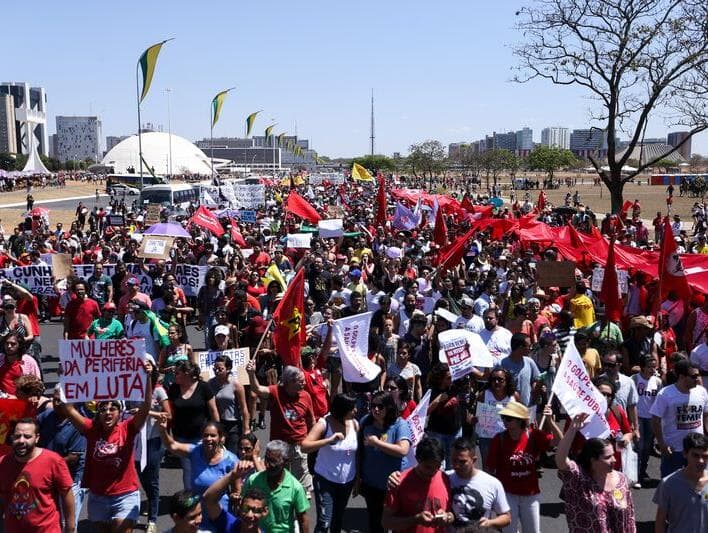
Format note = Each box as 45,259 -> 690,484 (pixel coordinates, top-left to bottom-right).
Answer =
138,39 -> 173,103
351,162 -> 374,181
277,133 -> 286,146
245,111 -> 261,136
262,263 -> 286,292
265,125 -> 276,142
211,88 -> 235,128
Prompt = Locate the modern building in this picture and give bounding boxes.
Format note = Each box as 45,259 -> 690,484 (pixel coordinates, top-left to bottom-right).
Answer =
667,131 -> 691,160
516,127 -> 533,156
48,134 -> 57,158
448,143 -> 470,159
195,135 -> 316,166
541,127 -> 570,149
106,135 -> 129,153
0,94 -> 17,153
0,82 -> 48,156
55,116 -> 103,162
569,128 -> 606,158
493,131 -> 517,152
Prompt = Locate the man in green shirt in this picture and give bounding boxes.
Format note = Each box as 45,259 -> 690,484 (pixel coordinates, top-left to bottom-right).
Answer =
87,302 -> 124,339
242,440 -> 309,533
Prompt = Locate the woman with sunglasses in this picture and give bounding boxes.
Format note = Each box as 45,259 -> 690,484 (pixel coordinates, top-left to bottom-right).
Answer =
301,393 -> 358,533
486,400 -> 562,533
357,390 -> 411,533
475,367 -> 520,467
0,333 -> 41,397
383,376 -> 416,419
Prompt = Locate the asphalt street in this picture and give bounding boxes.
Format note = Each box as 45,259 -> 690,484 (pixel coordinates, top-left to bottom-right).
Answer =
35,322 -> 661,532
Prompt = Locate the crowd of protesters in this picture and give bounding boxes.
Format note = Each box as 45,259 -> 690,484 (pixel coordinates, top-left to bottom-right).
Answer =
0,171 -> 706,533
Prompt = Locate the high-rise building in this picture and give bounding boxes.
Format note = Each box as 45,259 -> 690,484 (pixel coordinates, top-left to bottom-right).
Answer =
570,128 -> 606,158
541,127 -> 570,149
448,143 -> 470,159
667,131 -> 691,160
106,135 -> 129,153
55,116 -> 103,162
516,127 -> 533,156
0,82 -> 48,156
493,131 -> 516,152
0,94 -> 17,153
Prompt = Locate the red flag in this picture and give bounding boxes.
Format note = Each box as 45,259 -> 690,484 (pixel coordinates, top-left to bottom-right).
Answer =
620,200 -> 633,217
375,173 -> 387,226
600,238 -> 623,322
537,191 -> 546,212
272,268 -> 306,367
433,202 -> 448,246
228,218 -> 247,247
190,206 -> 224,236
435,226 -> 476,273
285,191 -> 321,224
658,217 -> 691,301
461,195 -> 475,213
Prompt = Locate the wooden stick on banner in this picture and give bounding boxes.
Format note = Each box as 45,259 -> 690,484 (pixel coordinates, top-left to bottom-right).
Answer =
251,318 -> 274,360
538,391 -> 555,429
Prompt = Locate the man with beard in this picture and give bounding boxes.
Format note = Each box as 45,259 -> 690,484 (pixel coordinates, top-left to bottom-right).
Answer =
204,468 -> 270,533
241,440 -> 309,533
0,418 -> 75,533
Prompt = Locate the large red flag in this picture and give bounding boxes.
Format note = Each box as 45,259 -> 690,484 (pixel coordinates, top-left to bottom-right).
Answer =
461,195 -> 475,213
433,202 -> 448,246
285,191 -> 322,224
658,217 -> 692,301
375,173 -> 387,226
190,206 -> 225,236
228,218 -> 247,247
272,268 -> 306,367
600,238 -> 623,322
435,226 -> 475,273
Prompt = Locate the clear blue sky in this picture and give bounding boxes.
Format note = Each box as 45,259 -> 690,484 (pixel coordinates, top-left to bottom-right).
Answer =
5,0 -> 706,158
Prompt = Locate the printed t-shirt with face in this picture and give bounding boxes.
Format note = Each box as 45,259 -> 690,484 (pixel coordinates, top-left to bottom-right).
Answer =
0,449 -> 73,533
649,384 -> 708,451
268,384 -> 314,444
82,417 -> 140,495
446,469 -> 510,528
383,467 -> 451,533
360,416 -> 412,490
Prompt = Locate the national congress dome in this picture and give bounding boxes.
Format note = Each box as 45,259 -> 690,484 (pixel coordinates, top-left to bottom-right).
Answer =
101,132 -> 213,175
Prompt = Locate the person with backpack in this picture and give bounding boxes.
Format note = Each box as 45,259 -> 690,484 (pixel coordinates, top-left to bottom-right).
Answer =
124,299 -> 170,361
485,400 -> 562,533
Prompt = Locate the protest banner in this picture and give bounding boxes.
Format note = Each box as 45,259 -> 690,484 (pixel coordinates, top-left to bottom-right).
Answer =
197,348 -> 249,384
73,263 -> 154,295
233,183 -> 265,209
551,341 -> 611,438
239,210 -> 257,223
475,402 -> 505,439
318,219 -> 344,238
107,214 -> 125,227
219,183 -> 238,207
404,389 -> 431,467
309,174 -> 346,186
536,260 -> 576,288
332,312 -> 381,383
0,265 -> 56,295
287,233 -> 312,249
438,329 -> 494,381
59,339 -> 147,402
145,204 -> 161,225
138,236 -> 174,260
591,267 -> 629,294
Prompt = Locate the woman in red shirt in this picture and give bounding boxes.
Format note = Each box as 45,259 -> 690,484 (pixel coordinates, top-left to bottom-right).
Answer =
486,400 -> 562,533
58,373 -> 152,533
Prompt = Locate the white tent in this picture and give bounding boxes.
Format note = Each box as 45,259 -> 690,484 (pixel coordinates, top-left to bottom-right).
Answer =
600,165 -> 638,172
22,141 -> 51,175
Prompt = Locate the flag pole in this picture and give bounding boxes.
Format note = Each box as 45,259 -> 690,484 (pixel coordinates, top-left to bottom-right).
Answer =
136,61 -> 144,189
251,319 -> 274,359
210,102 -> 215,186
538,391 -> 555,429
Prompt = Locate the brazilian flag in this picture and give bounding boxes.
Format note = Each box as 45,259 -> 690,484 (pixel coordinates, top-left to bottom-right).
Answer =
245,111 -> 261,136
212,88 -> 235,128
138,39 -> 173,103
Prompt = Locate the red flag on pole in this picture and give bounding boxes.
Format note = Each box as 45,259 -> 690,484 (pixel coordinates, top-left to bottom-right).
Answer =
600,238 -> 623,322
228,218 -> 247,247
435,226 -> 475,273
285,191 -> 322,224
190,206 -> 224,236
461,195 -> 475,213
433,201 -> 448,246
272,268 -> 306,367
658,217 -> 692,301
375,173 -> 387,226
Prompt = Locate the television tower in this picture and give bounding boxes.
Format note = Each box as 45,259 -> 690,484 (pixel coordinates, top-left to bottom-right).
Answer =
370,89 -> 375,156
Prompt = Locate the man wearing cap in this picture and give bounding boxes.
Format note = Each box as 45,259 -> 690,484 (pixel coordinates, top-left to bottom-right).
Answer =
622,315 -> 657,374
455,295 -> 484,334
118,277 -> 152,321
346,268 -> 367,298
63,280 -> 101,340
87,302 -> 124,340
124,300 -> 161,358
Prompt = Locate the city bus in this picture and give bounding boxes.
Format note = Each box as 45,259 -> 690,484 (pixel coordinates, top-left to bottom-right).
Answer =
140,183 -> 200,209
106,173 -> 166,191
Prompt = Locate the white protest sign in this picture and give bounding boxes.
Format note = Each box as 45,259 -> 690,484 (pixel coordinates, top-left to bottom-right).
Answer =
438,329 -> 494,381
220,183 -> 238,207
332,312 -> 381,383
591,267 -> 629,294
404,389 -> 431,468
197,348 -> 249,384
0,265 -> 56,295
234,183 -> 265,209
59,339 -> 147,402
287,233 -> 312,249
475,402 -> 506,439
551,341 -> 611,439
318,219 -> 344,238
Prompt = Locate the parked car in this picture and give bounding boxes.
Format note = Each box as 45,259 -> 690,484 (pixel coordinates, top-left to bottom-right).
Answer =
108,183 -> 140,195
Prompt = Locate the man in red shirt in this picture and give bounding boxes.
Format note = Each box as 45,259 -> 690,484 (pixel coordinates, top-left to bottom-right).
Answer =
0,418 -> 75,533
247,243 -> 271,272
301,346 -> 330,419
383,436 -> 453,532
246,358 -> 315,496
63,280 -> 101,339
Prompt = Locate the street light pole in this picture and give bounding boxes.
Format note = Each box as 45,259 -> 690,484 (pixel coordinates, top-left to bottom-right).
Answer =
166,88 -> 173,178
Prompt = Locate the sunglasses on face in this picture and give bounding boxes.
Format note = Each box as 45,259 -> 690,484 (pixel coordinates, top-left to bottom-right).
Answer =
501,415 -> 517,423
371,404 -> 385,410
240,505 -> 266,514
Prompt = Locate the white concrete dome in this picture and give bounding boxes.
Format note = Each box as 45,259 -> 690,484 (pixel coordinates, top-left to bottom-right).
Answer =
101,132 -> 212,175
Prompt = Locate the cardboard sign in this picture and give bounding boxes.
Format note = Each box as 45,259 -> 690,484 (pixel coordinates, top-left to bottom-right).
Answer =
536,260 -> 576,288
145,204 -> 161,225
239,210 -> 257,223
438,329 -> 494,381
197,348 -> 250,384
233,183 -> 265,209
0,265 -> 56,295
58,339 -> 147,402
52,253 -> 73,280
591,267 -> 629,294
287,233 -> 312,249
107,214 -> 125,226
139,236 -> 174,260
318,219 -> 344,238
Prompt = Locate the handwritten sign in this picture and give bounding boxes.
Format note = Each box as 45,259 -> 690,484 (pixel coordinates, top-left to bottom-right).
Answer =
591,267 -> 629,294
107,214 -> 125,226
239,210 -> 257,223
145,204 -> 161,225
197,348 -> 250,384
475,402 -> 505,439
287,233 -> 312,249
139,236 -> 174,260
234,183 -> 265,209
59,339 -> 147,402
438,329 -> 494,381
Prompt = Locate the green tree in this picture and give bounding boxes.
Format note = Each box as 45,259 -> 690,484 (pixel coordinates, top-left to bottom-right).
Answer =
351,154 -> 397,173
481,149 -> 517,188
514,0 -> 708,213
527,146 -> 577,180
407,140 -> 447,183
653,159 -> 676,171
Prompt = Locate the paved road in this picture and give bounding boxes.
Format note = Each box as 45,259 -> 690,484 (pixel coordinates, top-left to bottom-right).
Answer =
36,322 -> 661,532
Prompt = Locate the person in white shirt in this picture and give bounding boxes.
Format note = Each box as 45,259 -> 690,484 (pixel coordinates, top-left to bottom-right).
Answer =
650,359 -> 708,478
455,296 -> 484,334
631,355 -> 663,484
690,340 -> 708,376
479,307 -> 512,364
